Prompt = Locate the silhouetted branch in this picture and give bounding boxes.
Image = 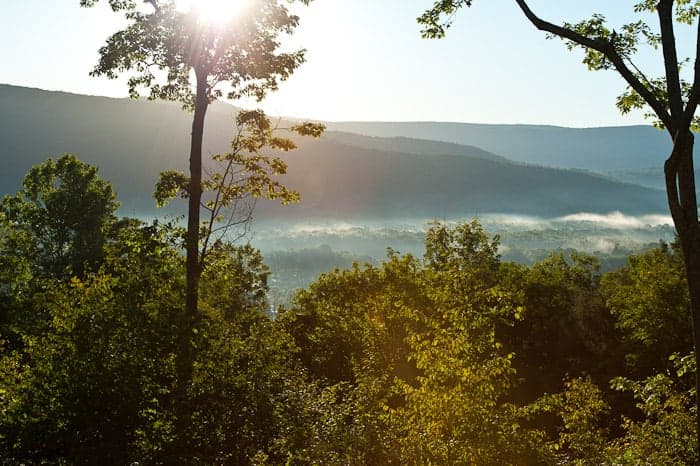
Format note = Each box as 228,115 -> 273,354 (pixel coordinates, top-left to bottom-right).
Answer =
682,18 -> 700,127
657,0 -> 683,123
514,0 -> 674,132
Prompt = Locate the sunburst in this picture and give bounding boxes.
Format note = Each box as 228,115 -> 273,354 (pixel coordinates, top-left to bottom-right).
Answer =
176,0 -> 253,25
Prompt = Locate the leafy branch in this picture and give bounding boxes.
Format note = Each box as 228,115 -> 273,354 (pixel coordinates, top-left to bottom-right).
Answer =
154,109 -> 324,268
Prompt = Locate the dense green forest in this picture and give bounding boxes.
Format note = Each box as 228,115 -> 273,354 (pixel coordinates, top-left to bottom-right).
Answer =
0,155 -> 695,464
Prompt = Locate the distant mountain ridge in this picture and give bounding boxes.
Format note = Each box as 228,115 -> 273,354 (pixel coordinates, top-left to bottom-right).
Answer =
0,84 -> 668,218
320,132 -> 509,163
324,121 -> 691,172
258,138 -> 667,218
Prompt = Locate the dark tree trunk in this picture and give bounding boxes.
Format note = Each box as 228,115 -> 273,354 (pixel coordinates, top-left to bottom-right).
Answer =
186,74 -> 209,321
175,70 -> 209,461
503,0 -> 700,454
683,234 -> 700,461
664,131 -> 700,457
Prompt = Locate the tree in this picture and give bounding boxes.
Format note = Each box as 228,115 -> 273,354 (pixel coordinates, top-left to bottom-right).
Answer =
0,218 -> 185,464
499,252 -> 620,403
601,242 -> 693,377
81,0 -> 315,449
81,0 -> 311,333
419,0 -> 700,450
154,108 -> 324,270
0,158 -> 307,462
0,154 -> 118,281
278,222 -> 543,463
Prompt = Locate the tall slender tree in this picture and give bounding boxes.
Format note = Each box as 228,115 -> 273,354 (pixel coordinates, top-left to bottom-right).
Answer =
81,0 -> 313,457
82,0 -> 310,321
419,0 -> 700,453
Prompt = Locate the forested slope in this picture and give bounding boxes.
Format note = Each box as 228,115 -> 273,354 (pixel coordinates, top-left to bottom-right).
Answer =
0,84 -> 667,218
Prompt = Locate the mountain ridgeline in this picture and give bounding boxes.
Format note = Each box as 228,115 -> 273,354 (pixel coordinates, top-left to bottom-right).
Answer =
0,84 -> 668,218
324,121 -> 694,172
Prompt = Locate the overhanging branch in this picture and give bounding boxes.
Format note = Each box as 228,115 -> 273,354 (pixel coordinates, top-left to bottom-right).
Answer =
514,0 -> 675,132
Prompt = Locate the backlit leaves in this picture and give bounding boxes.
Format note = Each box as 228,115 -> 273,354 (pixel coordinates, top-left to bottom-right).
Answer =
417,0 -> 473,39
84,0 -> 312,109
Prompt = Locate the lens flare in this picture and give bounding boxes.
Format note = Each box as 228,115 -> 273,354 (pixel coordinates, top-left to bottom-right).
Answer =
176,0 -> 252,24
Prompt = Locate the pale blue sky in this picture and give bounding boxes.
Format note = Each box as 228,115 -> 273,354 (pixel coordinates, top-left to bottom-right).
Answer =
1,1 -> 696,127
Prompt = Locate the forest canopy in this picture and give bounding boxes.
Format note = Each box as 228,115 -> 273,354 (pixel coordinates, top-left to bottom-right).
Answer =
0,156 -> 695,464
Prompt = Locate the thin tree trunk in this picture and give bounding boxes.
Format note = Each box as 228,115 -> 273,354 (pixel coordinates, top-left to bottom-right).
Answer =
176,70 -> 209,461
186,74 -> 209,321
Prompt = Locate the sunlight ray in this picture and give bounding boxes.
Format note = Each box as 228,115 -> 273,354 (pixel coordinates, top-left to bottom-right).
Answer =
176,0 -> 253,24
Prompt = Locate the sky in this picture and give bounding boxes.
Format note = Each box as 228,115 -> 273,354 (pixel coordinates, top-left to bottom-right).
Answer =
1,1 -> 697,127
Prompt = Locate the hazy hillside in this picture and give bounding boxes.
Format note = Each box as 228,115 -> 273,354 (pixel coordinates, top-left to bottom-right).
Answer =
0,84 -> 667,218
257,138 -> 667,218
324,121 -> 690,172
321,131 -> 509,163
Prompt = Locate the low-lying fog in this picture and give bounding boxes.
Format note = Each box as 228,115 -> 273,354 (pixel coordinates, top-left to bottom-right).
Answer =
250,211 -> 674,258
242,211 -> 677,309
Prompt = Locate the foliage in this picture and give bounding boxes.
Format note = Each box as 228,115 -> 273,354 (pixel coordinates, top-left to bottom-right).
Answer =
0,157 -> 305,464
601,243 -> 692,376
200,242 -> 271,322
528,356 -> 697,465
2,156 -> 697,463
530,377 -> 611,465
82,2 -> 322,449
418,0 -> 700,131
154,109 -> 324,264
0,154 -> 118,281
83,0 -> 311,107
0,154 -> 121,353
0,220 -> 183,464
279,222 -> 542,464
417,0 -> 700,455
499,252 -> 620,402
180,305 -> 306,465
608,353 -> 697,465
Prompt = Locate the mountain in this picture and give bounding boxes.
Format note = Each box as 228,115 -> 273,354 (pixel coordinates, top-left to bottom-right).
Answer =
323,121 -> 690,172
320,131 -> 509,163
258,138 -> 666,218
0,84 -> 667,218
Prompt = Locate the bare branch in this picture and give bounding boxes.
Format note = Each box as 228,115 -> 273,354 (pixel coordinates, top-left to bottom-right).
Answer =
143,0 -> 159,11
624,54 -> 655,90
682,15 -> 700,128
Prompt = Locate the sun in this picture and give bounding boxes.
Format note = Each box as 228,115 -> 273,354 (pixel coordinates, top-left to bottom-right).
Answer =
176,0 -> 253,25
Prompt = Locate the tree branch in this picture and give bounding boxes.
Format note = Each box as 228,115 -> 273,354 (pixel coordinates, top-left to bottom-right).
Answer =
144,0 -> 159,12
657,0 -> 684,124
624,54 -> 655,90
682,13 -> 700,128
514,0 -> 675,132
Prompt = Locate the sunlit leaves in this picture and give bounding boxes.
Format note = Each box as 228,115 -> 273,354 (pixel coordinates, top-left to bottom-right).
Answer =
153,109 -> 323,264
530,377 -> 610,464
557,15 -> 659,73
154,169 -> 189,207
279,221 -> 543,463
291,121 -> 325,138
417,0 -> 473,39
85,0 -> 311,109
419,1 -> 699,133
80,0 -> 136,11
0,154 -> 118,280
607,354 -> 698,465
600,244 -> 692,375
676,0 -> 700,24
635,0 -> 700,25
